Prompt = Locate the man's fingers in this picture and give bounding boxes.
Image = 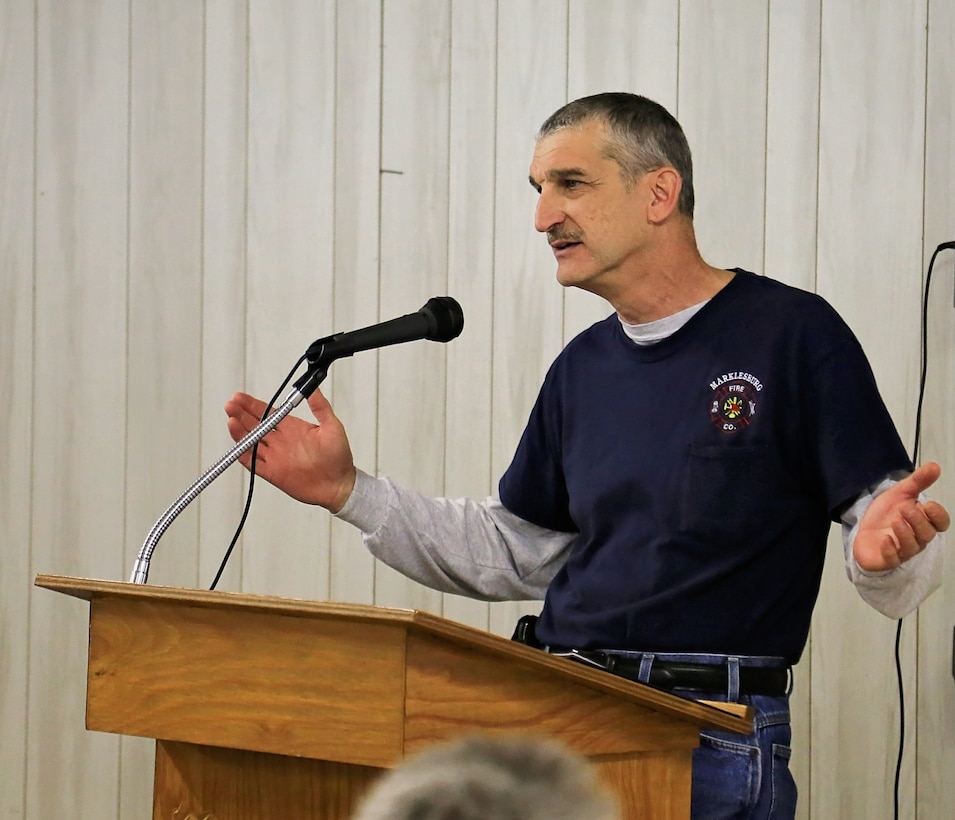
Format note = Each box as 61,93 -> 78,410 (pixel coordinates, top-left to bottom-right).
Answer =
898,461 -> 942,496
887,516 -> 915,560
230,391 -> 269,417
225,392 -> 270,434
306,387 -> 334,424
899,504 -> 940,549
225,407 -> 258,442
884,501 -> 949,565
924,500 -> 951,533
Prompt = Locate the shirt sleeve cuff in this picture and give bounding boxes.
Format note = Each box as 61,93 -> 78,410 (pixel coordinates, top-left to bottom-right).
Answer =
333,468 -> 391,534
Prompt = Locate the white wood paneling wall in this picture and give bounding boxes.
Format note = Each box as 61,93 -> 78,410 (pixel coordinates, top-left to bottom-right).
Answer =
2,2 -> 953,817
813,3 -> 929,817
919,0 -> 955,812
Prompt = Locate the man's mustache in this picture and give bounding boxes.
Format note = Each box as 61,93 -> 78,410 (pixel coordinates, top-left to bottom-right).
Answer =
547,229 -> 583,244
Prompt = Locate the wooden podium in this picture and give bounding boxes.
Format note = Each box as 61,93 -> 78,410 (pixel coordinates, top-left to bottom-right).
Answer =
36,574 -> 751,819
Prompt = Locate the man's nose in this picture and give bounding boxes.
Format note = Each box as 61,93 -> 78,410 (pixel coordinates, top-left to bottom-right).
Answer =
534,191 -> 564,233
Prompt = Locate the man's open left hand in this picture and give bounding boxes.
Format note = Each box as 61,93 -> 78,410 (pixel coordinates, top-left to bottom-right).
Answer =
854,462 -> 950,572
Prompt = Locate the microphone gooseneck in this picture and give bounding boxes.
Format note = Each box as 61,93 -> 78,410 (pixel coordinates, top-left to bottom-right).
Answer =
128,382 -> 315,584
128,296 -> 463,585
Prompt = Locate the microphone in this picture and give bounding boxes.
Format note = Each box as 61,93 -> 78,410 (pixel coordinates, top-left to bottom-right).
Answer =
128,296 -> 464,585
304,296 -> 464,366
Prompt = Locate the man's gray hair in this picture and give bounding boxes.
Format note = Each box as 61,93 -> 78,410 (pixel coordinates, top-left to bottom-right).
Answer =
538,92 -> 695,218
352,734 -> 618,820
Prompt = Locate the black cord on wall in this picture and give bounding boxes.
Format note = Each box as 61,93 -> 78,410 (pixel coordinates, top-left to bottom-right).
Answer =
209,354 -> 307,591
893,240 -> 955,820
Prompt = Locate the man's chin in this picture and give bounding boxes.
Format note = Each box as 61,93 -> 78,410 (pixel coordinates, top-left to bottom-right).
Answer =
555,265 -> 587,289
555,268 -> 609,303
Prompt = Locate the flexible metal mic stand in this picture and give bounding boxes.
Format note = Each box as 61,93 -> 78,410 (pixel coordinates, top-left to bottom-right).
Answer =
128,366 -> 327,585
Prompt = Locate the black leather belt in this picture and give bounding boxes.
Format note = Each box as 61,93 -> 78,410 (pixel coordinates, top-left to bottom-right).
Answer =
510,615 -> 790,697
594,654 -> 791,696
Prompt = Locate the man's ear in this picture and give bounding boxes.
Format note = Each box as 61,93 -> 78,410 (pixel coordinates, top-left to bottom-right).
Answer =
646,167 -> 682,223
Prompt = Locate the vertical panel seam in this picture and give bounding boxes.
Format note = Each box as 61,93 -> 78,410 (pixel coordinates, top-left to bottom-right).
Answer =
560,0 -> 570,340
444,1 -> 453,502
117,0 -> 135,806
197,0 -> 208,589
761,2 -> 770,277
674,0 -> 682,118
807,0 -> 825,808
489,0 -> 499,502
122,3 -> 133,586
914,3 -> 932,811
811,0 -> 824,298
373,0 -> 386,603
239,0 -> 251,592
25,0 -> 39,817
326,0 -> 340,606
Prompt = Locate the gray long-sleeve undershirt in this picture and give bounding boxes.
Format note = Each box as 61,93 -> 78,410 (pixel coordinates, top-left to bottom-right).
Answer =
336,467 -> 942,619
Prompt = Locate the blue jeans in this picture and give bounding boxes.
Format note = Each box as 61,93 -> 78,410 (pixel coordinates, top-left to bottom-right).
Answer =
601,652 -> 798,819
687,693 -> 796,819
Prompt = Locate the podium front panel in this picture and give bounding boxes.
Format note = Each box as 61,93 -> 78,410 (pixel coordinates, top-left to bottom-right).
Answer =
87,595 -> 407,767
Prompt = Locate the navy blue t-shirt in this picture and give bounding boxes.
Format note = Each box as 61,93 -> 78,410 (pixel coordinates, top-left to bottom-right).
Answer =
498,270 -> 912,663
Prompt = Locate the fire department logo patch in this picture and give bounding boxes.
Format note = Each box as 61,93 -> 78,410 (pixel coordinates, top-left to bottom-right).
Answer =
709,372 -> 762,433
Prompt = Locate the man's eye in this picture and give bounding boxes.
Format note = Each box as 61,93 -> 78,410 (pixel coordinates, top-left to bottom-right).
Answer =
563,179 -> 581,190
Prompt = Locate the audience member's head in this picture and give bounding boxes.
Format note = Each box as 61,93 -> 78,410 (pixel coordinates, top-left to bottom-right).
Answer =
352,734 -> 618,820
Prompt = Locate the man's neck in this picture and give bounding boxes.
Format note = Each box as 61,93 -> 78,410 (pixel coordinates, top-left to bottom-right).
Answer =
610,257 -> 735,324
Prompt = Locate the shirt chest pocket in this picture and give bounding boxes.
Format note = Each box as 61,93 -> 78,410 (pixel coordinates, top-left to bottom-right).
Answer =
677,443 -> 782,542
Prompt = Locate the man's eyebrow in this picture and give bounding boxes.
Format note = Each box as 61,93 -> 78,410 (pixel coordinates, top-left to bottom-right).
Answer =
528,167 -> 589,189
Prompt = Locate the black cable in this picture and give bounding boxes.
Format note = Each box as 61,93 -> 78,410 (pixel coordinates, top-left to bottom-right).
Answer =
209,354 -> 308,590
914,241 -> 955,462
893,616 -> 904,820
892,240 -> 955,820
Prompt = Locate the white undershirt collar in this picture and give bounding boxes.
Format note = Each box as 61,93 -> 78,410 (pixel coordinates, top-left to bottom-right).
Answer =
618,299 -> 710,346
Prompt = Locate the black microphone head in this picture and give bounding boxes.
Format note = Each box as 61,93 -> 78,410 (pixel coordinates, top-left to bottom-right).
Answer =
420,296 -> 464,342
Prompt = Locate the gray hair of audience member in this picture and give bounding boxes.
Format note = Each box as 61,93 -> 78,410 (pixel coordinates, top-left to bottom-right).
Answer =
352,734 -> 618,820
